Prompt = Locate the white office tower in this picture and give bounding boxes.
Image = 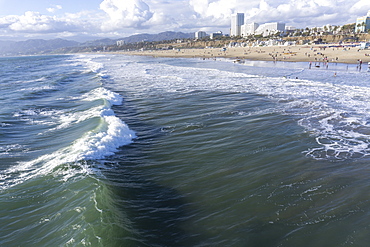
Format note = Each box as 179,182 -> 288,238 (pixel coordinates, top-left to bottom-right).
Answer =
230,13 -> 245,36
195,31 -> 207,40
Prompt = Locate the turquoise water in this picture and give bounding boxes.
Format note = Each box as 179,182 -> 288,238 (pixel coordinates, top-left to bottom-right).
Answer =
1,54 -> 370,246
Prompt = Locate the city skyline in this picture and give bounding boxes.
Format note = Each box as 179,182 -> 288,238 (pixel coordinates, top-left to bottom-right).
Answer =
0,0 -> 369,41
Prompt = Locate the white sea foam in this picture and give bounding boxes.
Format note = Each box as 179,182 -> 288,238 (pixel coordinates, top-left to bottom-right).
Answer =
82,87 -> 123,105
1,85 -> 136,190
70,55 -> 108,78
13,108 -> 65,126
104,56 -> 370,160
48,88 -> 123,131
1,117 -> 135,189
0,144 -> 27,157
18,85 -> 57,92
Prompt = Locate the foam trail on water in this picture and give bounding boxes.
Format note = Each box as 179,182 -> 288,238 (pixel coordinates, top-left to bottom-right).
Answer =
104,57 -> 370,161
71,54 -> 109,78
0,86 -> 136,190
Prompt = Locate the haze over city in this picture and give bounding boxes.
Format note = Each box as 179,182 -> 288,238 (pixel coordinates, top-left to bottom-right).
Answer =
0,0 -> 369,41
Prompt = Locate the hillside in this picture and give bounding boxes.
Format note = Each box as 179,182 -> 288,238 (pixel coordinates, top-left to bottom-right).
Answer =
119,31 -> 194,43
0,39 -> 79,56
0,31 -> 195,56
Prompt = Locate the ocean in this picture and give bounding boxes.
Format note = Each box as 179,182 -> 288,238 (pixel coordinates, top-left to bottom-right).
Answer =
0,54 -> 370,246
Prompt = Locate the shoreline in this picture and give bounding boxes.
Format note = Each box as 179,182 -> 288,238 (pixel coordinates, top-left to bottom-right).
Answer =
119,45 -> 370,65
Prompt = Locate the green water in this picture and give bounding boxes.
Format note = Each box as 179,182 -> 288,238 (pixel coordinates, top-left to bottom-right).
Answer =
2,54 -> 370,246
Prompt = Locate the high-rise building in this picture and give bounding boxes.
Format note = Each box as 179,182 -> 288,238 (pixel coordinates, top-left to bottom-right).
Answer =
195,31 -> 207,40
230,13 -> 244,36
355,10 -> 370,33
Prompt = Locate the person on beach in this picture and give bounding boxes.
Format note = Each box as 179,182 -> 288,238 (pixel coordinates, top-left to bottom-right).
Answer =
357,59 -> 363,71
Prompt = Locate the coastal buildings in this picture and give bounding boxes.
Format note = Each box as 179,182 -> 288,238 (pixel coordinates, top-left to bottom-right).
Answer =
195,31 -> 207,40
355,10 -> 370,33
231,13 -> 285,37
230,13 -> 244,36
240,21 -> 286,37
210,31 -> 223,39
241,22 -> 259,36
116,40 -> 125,46
285,26 -> 296,32
255,22 -> 286,36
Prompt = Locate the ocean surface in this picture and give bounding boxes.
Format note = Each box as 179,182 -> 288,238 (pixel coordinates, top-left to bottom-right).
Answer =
1,54 -> 370,246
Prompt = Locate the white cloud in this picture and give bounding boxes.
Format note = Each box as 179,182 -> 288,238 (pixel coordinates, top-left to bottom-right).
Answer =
6,11 -> 57,32
0,0 -> 368,41
188,0 -> 366,28
0,11 -> 95,34
47,5 -> 62,13
350,0 -> 370,15
246,0 -> 359,26
189,0 -> 238,20
100,0 -> 154,30
141,0 -> 197,30
0,15 -> 18,27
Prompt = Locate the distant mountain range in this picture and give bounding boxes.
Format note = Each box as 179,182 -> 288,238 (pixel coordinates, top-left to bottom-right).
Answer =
0,39 -> 79,56
0,31 -> 195,56
120,31 -> 194,43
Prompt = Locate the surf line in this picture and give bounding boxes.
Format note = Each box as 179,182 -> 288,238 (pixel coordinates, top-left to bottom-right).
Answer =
283,68 -> 305,79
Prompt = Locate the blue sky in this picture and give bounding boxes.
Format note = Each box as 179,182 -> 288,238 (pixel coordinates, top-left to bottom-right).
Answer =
0,0 -> 369,41
0,0 -> 99,16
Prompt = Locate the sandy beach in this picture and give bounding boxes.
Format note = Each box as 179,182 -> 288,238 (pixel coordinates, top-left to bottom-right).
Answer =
123,45 -> 370,65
